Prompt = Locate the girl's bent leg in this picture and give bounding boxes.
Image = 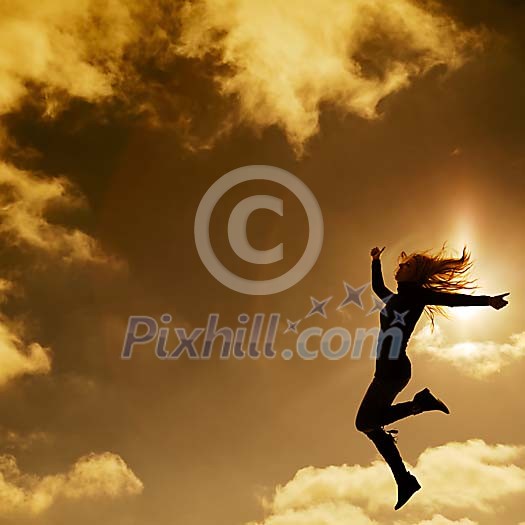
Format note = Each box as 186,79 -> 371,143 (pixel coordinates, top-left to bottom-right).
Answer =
355,374 -> 412,432
380,400 -> 418,426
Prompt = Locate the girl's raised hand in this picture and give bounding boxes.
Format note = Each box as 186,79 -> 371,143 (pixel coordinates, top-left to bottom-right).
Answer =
370,246 -> 385,260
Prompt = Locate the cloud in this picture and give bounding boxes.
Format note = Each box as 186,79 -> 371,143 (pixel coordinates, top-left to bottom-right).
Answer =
0,280 -> 51,387
248,501 -> 378,525
0,0 -> 139,117
0,161 -> 121,265
0,162 -> 125,385
176,0 -> 484,154
0,4 -> 125,265
0,427 -> 53,451
413,440 -> 525,513
411,323 -> 525,378
0,0 -> 181,124
0,451 -> 143,516
0,2 -> 134,393
0,2 -> 152,268
395,517 -> 477,525
248,439 -> 525,524
0,315 -> 51,387
0,1 -> 485,155
1,0 -> 485,156
0,159 -> 123,387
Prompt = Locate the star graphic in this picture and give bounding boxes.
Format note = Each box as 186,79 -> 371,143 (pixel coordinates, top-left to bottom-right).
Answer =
337,281 -> 369,310
284,319 -> 301,334
391,310 -> 409,326
305,296 -> 332,319
366,294 -> 393,316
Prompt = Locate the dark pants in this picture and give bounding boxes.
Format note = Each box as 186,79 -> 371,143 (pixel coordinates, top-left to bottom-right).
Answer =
355,362 -> 416,484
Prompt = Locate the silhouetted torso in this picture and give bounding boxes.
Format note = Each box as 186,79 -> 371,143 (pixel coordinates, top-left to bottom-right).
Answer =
371,259 -> 489,380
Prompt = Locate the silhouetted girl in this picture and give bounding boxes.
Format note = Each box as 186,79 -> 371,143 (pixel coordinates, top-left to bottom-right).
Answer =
355,244 -> 509,510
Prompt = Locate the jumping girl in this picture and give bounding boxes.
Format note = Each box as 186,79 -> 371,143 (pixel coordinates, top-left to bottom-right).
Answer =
355,244 -> 509,510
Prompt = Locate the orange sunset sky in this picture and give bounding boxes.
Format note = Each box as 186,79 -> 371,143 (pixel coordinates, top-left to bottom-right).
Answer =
0,1 -> 524,524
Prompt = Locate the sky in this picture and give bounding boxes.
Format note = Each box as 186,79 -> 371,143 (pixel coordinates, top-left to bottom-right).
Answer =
0,1 -> 524,524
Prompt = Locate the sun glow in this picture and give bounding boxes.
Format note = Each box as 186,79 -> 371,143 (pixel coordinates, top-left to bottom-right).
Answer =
450,307 -> 480,321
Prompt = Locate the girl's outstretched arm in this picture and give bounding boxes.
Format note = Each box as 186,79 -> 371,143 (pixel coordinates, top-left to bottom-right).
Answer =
370,246 -> 393,300
418,289 -> 510,309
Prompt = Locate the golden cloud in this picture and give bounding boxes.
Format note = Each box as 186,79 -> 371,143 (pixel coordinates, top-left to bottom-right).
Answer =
176,0 -> 484,154
0,427 -> 53,451
0,161 -> 120,265
0,319 -> 51,388
0,0 -> 139,116
412,323 -> 525,378
0,451 -> 143,516
0,279 -> 51,387
247,439 -> 525,524
0,2 -> 151,268
395,517 -> 477,525
0,1 -> 485,154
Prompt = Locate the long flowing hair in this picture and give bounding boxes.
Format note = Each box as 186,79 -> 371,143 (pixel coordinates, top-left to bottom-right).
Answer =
397,242 -> 479,330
